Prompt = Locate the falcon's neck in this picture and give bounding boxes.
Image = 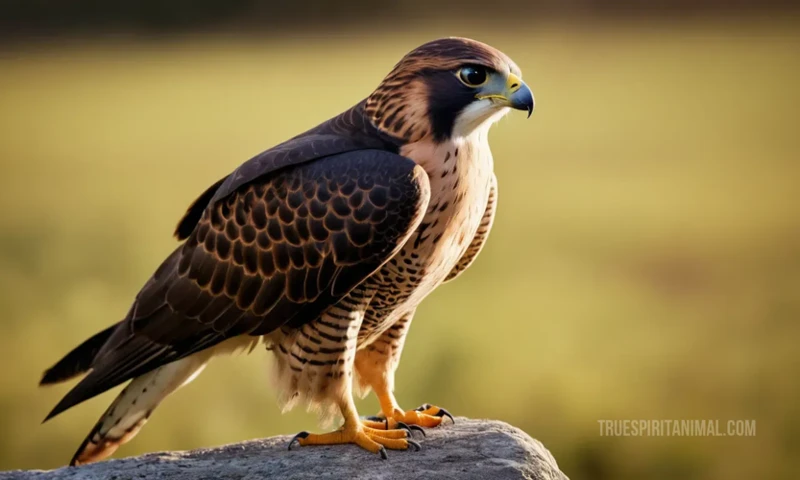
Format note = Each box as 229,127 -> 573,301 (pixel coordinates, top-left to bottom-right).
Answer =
400,126 -> 494,235
401,128 -> 493,179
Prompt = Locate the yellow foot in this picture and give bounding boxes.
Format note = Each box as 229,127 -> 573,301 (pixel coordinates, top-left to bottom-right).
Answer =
288,424 -> 421,459
363,403 -> 454,430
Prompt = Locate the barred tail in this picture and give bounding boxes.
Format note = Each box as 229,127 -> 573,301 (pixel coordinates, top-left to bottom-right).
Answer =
70,350 -> 213,466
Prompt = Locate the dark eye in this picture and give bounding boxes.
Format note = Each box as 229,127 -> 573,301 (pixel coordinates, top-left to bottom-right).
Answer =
458,66 -> 488,87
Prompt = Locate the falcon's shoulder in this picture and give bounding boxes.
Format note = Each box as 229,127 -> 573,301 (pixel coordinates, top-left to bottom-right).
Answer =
45,149 -> 429,421
174,101 -> 400,241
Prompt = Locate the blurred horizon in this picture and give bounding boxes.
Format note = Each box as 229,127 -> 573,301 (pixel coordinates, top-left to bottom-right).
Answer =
1,0 -> 799,44
1,2 -> 799,479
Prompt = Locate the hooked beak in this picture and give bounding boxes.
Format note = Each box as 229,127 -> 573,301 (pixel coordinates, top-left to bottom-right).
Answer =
476,72 -> 535,118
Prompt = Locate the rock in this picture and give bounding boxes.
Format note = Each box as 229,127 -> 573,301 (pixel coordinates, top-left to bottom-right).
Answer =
2,418 -> 568,480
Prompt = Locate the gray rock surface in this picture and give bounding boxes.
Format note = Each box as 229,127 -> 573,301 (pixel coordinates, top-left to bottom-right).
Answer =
2,418 -> 568,480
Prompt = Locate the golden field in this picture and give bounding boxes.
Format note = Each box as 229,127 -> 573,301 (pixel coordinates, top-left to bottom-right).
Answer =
0,18 -> 798,479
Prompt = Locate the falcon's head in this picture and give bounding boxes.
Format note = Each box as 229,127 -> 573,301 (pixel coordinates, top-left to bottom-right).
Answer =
365,37 -> 534,143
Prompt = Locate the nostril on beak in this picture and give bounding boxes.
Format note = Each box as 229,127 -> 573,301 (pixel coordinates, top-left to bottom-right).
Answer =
510,83 -> 519,89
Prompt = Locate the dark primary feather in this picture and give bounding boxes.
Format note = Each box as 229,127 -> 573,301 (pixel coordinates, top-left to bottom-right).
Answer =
40,323 -> 120,386
44,150 -> 429,422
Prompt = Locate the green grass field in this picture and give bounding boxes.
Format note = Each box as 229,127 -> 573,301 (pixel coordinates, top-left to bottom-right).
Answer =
0,18 -> 798,479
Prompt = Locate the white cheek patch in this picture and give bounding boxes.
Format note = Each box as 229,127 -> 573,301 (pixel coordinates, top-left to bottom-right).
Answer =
451,100 -> 510,139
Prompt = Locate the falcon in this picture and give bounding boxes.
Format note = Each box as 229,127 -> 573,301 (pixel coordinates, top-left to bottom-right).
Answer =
40,37 -> 534,465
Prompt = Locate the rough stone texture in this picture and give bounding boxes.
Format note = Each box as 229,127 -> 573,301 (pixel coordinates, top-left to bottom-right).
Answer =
2,418 -> 568,480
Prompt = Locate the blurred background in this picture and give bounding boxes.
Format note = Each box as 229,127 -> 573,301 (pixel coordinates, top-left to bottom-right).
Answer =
1,1 -> 798,479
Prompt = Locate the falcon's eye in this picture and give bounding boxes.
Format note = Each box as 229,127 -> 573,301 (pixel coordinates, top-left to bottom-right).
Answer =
457,66 -> 488,87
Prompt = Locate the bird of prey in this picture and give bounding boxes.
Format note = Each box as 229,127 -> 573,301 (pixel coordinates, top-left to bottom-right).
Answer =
40,37 -> 534,465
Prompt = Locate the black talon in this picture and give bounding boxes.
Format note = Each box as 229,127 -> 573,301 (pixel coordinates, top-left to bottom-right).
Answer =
394,421 -> 425,437
288,431 -> 309,450
407,439 -> 422,451
396,421 -> 412,434
379,446 -> 388,460
435,408 -> 455,424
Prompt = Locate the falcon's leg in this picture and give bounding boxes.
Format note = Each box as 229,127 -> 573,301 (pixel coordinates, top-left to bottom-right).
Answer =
281,295 -> 418,457
354,310 -> 454,431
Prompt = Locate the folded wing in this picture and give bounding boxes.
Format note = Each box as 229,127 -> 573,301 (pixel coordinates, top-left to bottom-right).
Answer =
45,150 -> 429,421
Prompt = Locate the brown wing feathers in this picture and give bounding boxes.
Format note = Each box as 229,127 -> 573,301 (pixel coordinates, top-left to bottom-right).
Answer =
44,150 -> 429,421
172,100 -> 401,244
39,323 -> 120,386
173,176 -> 228,241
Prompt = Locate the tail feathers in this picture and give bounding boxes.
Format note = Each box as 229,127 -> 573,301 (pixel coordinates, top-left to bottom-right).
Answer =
69,350 -> 212,466
40,323 -> 120,386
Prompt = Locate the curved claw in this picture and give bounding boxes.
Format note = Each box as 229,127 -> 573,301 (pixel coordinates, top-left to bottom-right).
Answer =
395,421 -> 412,434
288,431 -> 309,450
435,408 -> 455,424
407,439 -> 422,451
379,446 -> 388,460
394,421 -> 425,438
